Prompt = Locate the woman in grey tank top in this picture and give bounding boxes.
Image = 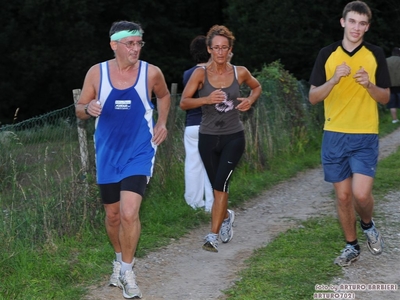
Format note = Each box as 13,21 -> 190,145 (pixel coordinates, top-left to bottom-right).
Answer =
180,25 -> 262,253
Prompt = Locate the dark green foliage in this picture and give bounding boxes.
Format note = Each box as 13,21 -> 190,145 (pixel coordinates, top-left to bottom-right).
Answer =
224,0 -> 400,81
1,0 -> 399,125
240,61 -> 323,173
1,0 -> 106,123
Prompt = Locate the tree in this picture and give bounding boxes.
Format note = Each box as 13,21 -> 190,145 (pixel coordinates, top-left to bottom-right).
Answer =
0,0 -> 399,124
0,0 -> 106,123
224,0 -> 400,79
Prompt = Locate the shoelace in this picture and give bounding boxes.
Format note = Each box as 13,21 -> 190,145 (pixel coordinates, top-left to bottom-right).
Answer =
340,246 -> 358,258
113,261 -> 121,272
365,228 -> 378,243
111,261 -> 121,281
220,218 -> 230,235
124,271 -> 139,288
205,233 -> 218,242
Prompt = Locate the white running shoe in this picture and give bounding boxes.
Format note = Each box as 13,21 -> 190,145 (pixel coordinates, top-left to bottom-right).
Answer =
219,209 -> 235,243
334,244 -> 360,267
202,233 -> 219,252
363,221 -> 384,255
109,260 -> 121,287
118,270 -> 142,299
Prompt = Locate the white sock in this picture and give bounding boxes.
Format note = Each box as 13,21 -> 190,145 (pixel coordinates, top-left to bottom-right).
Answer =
120,261 -> 133,275
115,252 -> 122,263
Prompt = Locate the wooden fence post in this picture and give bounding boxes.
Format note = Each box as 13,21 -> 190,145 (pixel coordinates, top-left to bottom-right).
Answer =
72,88 -> 89,225
72,89 -> 90,187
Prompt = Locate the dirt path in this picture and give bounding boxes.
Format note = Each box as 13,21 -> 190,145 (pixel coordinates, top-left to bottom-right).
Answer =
85,128 -> 400,300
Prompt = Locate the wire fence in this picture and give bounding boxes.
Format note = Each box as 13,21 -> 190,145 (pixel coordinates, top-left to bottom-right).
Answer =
0,86 -> 184,244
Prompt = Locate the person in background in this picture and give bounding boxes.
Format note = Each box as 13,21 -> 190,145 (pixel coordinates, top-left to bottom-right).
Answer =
309,1 -> 390,267
386,47 -> 400,123
182,35 -> 214,212
180,25 -> 262,252
76,20 -> 170,299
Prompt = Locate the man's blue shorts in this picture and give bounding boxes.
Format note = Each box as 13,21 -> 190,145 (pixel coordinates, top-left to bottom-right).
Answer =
321,131 -> 378,183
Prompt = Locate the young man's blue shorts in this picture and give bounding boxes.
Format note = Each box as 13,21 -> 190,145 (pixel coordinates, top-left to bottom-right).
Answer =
321,131 -> 378,183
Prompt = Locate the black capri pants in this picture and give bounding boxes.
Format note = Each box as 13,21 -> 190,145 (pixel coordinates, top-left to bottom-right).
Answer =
198,131 -> 245,192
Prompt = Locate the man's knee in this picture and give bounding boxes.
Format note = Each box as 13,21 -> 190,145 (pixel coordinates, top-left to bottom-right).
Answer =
120,209 -> 140,224
353,192 -> 373,208
335,190 -> 353,205
105,205 -> 120,226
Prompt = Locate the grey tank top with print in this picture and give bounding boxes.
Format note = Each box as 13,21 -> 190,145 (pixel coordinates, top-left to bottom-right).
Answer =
198,66 -> 244,135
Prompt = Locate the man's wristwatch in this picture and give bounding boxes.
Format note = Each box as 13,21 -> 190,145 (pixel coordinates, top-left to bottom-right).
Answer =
84,104 -> 90,116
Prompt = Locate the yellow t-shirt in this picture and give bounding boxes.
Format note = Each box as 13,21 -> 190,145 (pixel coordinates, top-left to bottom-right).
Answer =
309,41 -> 391,134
